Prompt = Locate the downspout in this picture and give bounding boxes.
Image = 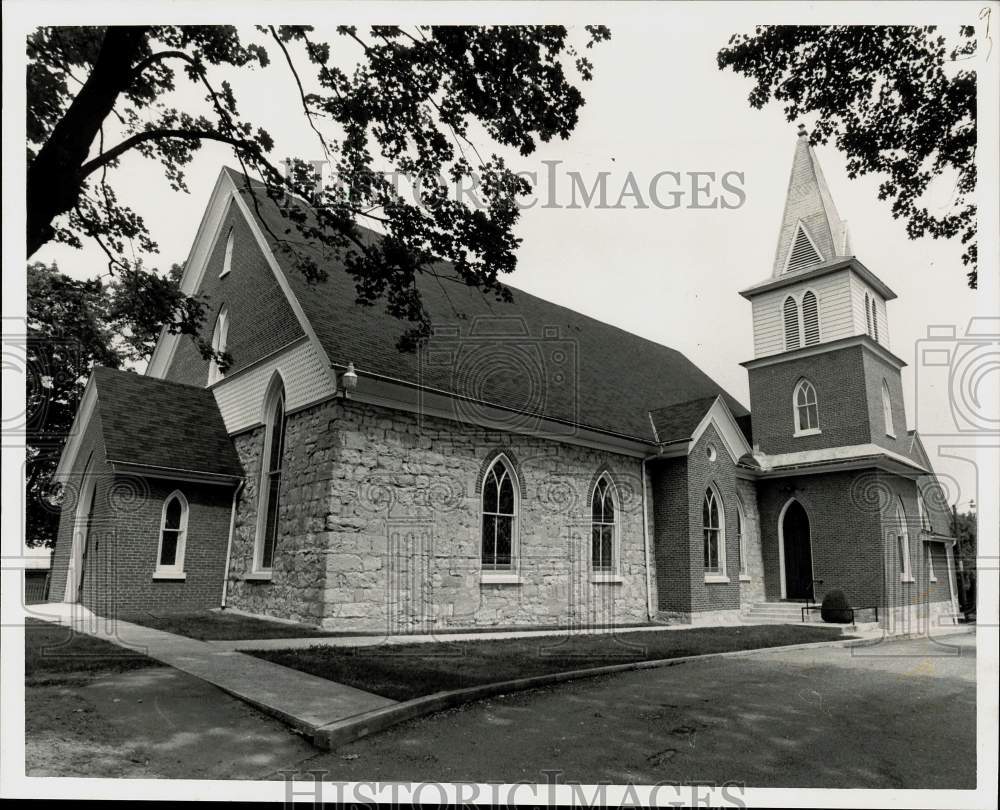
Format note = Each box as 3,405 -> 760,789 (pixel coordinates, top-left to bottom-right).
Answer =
220,479 -> 246,610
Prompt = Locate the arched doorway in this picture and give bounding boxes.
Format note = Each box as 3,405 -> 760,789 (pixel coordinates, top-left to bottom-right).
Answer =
780,499 -> 814,600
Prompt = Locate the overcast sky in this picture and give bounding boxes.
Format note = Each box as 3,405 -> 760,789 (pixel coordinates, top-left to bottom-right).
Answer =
27,15 -> 990,512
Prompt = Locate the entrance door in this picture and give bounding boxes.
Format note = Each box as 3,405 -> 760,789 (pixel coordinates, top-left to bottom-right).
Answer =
782,500 -> 814,600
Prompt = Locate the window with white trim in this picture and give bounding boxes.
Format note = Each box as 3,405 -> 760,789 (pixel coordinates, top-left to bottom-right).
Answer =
156,491 -> 188,576
703,486 -> 725,576
736,498 -> 748,577
917,489 -> 931,532
801,290 -> 820,346
591,474 -> 617,572
896,497 -> 912,581
220,227 -> 235,277
255,378 -> 287,572
926,543 -> 937,582
481,455 -> 517,571
207,305 -> 229,386
882,379 -> 895,437
793,378 -> 820,434
783,296 -> 801,351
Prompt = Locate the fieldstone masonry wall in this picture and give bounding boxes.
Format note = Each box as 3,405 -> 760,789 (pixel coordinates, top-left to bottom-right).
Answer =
224,397 -> 653,631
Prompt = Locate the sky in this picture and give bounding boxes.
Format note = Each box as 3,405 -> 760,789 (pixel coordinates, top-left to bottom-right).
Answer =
25,15 -> 993,514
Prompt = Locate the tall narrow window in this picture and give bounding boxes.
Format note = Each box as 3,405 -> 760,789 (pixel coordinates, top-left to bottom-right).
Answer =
896,497 -> 911,580
801,290 -> 819,345
871,296 -> 879,342
917,489 -> 931,532
736,499 -> 748,577
220,227 -> 235,277
703,487 -> 725,576
926,544 -> 937,581
882,379 -> 895,437
255,379 -> 287,571
207,305 -> 229,386
481,456 -> 517,570
591,474 -> 617,572
793,378 -> 820,434
156,491 -> 188,576
865,292 -> 872,337
783,296 -> 801,350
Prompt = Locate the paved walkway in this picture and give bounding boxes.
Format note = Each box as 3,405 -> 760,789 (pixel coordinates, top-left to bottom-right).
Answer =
30,603 -> 396,736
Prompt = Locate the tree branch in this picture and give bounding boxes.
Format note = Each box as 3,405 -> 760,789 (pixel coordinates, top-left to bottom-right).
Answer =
79,128 -> 258,177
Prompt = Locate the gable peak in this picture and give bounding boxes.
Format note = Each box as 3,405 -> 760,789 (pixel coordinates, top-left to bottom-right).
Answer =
772,126 -> 852,277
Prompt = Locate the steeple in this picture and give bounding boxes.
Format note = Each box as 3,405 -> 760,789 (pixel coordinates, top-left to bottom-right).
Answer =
772,124 -> 852,277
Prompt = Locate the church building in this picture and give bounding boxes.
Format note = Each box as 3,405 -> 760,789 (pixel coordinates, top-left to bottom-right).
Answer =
48,129 -> 960,632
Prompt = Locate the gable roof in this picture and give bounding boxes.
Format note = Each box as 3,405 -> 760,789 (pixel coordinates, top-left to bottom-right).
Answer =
649,396 -> 719,444
224,168 -> 748,444
91,367 -> 243,480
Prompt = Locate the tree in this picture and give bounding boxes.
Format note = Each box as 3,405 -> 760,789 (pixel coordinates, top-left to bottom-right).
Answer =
25,260 -> 191,546
718,26 -> 977,286
27,25 -> 610,349
953,508 -> 977,615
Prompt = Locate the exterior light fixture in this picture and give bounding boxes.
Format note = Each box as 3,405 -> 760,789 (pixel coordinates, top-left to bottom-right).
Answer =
340,362 -> 358,397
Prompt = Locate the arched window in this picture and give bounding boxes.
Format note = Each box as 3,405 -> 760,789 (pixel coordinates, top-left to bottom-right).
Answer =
801,290 -> 819,345
736,498 -> 748,578
221,226 -> 235,277
156,491 -> 189,576
703,486 -> 725,576
255,377 -> 287,572
591,474 -> 617,572
895,497 -> 912,580
783,296 -> 801,350
870,296 -> 879,342
917,488 -> 931,532
481,455 -> 517,571
793,378 -> 820,434
865,292 -> 872,337
882,379 -> 895,437
207,305 -> 229,386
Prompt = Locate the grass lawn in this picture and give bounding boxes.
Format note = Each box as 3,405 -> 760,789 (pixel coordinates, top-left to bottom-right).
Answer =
25,618 -> 158,685
115,610 -> 340,640
249,624 -> 851,701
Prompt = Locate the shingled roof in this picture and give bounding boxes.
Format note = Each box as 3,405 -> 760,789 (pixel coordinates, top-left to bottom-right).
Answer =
93,367 -> 243,480
227,169 -> 749,444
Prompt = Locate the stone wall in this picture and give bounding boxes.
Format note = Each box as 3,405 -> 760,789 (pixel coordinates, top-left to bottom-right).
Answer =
224,396 -> 654,631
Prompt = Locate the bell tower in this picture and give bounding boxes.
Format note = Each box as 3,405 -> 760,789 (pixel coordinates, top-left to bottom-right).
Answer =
739,126 -> 909,459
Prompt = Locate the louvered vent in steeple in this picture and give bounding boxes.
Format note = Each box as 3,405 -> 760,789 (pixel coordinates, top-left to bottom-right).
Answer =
785,224 -> 823,273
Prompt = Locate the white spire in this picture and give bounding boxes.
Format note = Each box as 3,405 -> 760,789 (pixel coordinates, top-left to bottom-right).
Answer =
772,125 -> 852,277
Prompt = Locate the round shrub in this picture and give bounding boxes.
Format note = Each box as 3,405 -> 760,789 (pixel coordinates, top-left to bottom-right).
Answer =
820,589 -> 852,624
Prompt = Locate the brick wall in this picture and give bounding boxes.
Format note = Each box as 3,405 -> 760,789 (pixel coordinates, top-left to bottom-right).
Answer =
756,471 -> 885,608
165,200 -> 305,387
747,343 -> 872,455
861,350 -> 910,456
49,409 -> 235,614
224,396 -> 654,631
649,455 -> 690,614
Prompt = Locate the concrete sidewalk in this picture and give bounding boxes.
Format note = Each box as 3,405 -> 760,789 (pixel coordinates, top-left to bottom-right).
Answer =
29,603 -> 395,736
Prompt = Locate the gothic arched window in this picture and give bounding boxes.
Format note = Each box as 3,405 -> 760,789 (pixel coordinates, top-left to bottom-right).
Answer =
591,474 -> 617,572
207,305 -> 229,386
882,379 -> 895,437
703,486 -> 725,576
481,455 -> 517,571
255,376 -> 287,571
793,378 -> 820,434
156,491 -> 189,575
801,290 -> 819,345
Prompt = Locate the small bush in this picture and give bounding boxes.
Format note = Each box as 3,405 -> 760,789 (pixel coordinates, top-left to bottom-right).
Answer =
820,589 -> 853,624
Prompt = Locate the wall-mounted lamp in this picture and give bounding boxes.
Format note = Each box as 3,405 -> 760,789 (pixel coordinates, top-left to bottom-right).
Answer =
339,362 -> 358,398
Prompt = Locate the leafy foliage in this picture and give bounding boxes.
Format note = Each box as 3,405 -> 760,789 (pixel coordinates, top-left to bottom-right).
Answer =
25,261 -> 194,546
718,26 -> 977,286
27,25 -> 610,349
